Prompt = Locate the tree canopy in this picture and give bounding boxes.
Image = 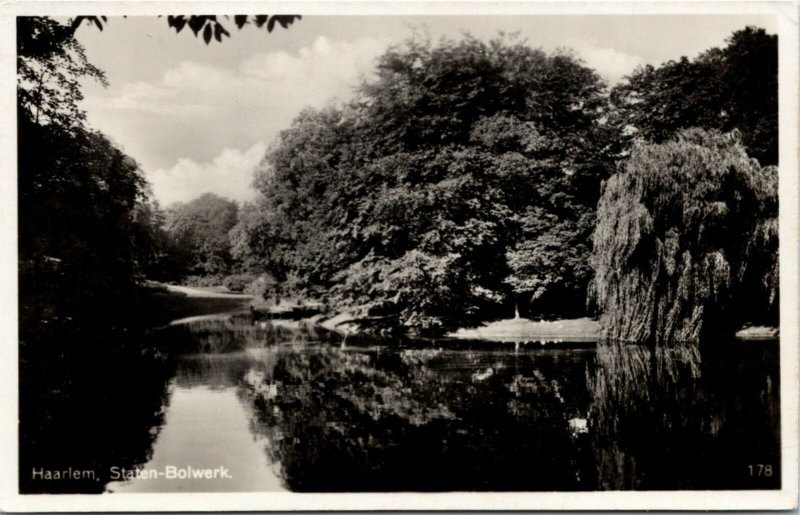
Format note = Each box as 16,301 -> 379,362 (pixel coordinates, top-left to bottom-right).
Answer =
590,129 -> 778,344
17,16 -> 160,334
610,26 -> 777,165
235,35 -> 617,332
17,17 -> 107,128
164,193 -> 240,276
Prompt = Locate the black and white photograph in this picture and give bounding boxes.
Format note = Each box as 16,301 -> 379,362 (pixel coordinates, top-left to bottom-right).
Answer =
0,1 -> 797,511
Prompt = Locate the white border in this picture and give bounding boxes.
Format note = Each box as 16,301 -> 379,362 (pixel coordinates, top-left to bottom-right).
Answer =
0,1 -> 797,512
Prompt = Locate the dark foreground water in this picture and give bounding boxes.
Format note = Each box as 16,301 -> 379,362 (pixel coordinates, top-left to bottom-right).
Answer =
19,315 -> 781,493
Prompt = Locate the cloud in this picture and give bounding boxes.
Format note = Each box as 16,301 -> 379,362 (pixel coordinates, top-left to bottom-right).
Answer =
83,34 -> 390,194
240,36 -> 385,89
93,35 -> 385,154
148,141 -> 266,206
104,61 -> 237,116
568,41 -> 647,84
109,36 -> 387,116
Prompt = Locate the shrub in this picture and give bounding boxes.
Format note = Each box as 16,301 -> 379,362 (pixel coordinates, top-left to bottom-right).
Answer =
222,273 -> 258,292
183,275 -> 225,288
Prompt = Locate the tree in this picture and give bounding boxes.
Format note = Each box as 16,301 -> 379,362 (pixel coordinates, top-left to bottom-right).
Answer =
17,17 -> 107,128
590,129 -> 778,344
164,193 -> 240,276
720,27 -> 778,165
610,26 -> 777,165
609,55 -> 724,145
236,35 -> 616,332
128,197 -> 181,281
18,115 -> 149,327
17,15 -> 154,331
341,37 -> 615,324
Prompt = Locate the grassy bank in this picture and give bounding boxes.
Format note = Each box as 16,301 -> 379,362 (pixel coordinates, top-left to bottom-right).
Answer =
450,317 -> 600,342
449,317 -> 778,343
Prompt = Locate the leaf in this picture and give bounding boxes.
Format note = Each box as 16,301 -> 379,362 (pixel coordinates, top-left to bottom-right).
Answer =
214,23 -> 223,42
254,15 -> 269,28
203,23 -> 212,44
234,15 -> 248,29
173,17 -> 187,33
267,17 -> 277,33
188,16 -> 205,36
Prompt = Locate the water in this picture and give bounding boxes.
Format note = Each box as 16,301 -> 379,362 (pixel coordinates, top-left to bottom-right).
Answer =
19,314 -> 781,493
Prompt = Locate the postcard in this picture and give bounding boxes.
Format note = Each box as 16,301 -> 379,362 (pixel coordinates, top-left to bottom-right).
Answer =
0,1 -> 797,511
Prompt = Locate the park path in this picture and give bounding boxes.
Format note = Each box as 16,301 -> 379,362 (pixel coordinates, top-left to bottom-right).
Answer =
164,284 -> 253,299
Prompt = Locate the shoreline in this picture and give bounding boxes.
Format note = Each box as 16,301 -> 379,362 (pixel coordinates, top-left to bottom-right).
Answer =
305,310 -> 778,343
153,283 -> 779,343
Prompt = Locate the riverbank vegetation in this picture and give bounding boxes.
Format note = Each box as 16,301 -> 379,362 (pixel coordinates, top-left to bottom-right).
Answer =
18,17 -> 778,344
591,130 -> 778,343
233,36 -> 619,332
228,29 -> 778,339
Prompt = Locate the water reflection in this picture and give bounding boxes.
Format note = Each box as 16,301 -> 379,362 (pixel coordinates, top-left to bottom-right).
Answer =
19,345 -> 175,493
107,381 -> 284,492
588,342 -> 780,490
20,316 -> 781,493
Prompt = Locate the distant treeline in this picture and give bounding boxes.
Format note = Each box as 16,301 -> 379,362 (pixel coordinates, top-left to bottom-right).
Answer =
18,18 -> 778,342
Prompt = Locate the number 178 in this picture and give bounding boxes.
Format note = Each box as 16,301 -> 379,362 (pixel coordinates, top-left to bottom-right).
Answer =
748,464 -> 773,477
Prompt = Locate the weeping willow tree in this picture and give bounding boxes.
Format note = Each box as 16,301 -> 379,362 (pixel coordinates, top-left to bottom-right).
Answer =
591,129 -> 778,343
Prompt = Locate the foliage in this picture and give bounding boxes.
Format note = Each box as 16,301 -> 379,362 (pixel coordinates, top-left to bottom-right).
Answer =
69,14 -> 302,45
163,15 -> 301,44
163,193 -> 240,276
17,16 -> 149,326
590,129 -> 778,343
17,16 -> 170,335
18,115 -> 149,328
611,26 -> 777,165
222,272 -> 260,292
64,15 -> 301,45
17,17 -> 107,128
234,35 -> 616,332
128,197 -> 179,281
504,207 -> 596,316
243,273 -> 280,299
18,17 -> 778,343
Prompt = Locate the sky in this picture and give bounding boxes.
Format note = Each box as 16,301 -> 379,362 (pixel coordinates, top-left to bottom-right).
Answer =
74,15 -> 778,206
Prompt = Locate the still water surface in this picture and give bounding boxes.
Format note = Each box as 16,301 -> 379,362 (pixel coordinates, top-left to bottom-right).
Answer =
20,313 -> 781,493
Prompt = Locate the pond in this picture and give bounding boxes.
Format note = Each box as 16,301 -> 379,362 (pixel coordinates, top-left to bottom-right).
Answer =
19,313 -> 781,493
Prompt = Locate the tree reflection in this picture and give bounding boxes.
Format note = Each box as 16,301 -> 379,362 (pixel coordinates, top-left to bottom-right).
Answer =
587,341 -> 780,490
21,315 -> 779,493
237,346 -> 594,491
19,344 -> 175,493
154,316 -> 340,354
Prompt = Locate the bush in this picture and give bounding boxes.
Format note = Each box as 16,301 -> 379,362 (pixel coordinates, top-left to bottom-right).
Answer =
222,273 -> 258,292
243,274 -> 280,300
182,275 -> 225,288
